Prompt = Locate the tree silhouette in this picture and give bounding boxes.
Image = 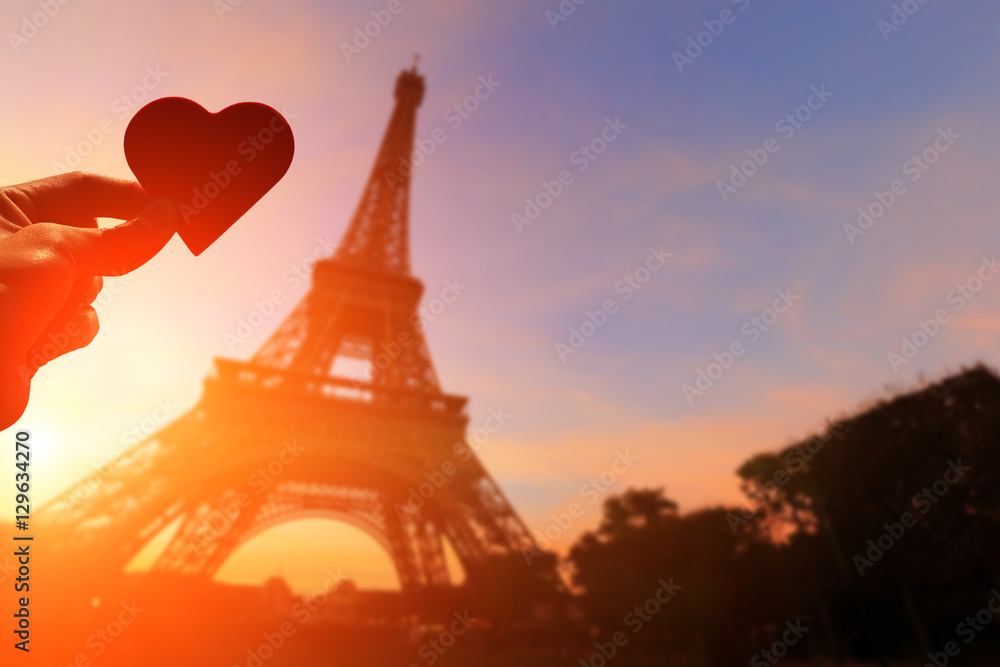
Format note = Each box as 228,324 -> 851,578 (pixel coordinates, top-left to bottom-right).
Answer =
568,365 -> 1000,663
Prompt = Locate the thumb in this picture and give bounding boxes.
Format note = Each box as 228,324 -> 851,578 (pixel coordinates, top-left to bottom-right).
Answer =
68,196 -> 181,277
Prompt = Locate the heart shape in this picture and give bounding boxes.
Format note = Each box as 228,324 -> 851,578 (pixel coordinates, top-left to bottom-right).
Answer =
124,97 -> 294,255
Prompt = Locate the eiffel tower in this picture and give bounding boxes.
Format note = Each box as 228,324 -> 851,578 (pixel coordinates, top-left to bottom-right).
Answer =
37,66 -> 539,612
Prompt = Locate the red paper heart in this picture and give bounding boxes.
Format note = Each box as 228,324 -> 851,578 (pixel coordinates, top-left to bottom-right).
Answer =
124,97 -> 294,255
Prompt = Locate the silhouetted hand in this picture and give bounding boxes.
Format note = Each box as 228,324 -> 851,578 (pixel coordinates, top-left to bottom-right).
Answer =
0,172 -> 180,430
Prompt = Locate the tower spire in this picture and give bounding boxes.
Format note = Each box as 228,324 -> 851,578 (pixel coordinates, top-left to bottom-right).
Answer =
333,67 -> 424,275
248,66 -> 440,394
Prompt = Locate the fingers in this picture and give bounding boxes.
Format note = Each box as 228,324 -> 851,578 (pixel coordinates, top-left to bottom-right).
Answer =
0,191 -> 33,228
9,172 -> 149,226
0,363 -> 30,431
59,215 -> 99,231
66,196 -> 180,277
0,293 -> 95,429
23,303 -> 99,370
60,275 -> 103,308
83,275 -> 103,303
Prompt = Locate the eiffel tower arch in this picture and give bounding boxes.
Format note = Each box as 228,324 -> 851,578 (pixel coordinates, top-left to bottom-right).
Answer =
37,66 -> 540,608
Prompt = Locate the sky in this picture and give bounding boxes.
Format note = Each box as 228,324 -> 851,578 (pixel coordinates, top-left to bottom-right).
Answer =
3,0 -> 1000,592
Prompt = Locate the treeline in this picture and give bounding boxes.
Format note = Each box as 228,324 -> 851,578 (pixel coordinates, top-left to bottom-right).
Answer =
518,364 -> 1000,665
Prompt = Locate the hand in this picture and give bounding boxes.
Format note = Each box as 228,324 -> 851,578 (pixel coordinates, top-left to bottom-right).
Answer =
0,171 -> 180,430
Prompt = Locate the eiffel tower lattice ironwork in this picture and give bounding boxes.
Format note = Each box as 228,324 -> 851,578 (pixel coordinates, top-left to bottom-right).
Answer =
37,66 -> 537,596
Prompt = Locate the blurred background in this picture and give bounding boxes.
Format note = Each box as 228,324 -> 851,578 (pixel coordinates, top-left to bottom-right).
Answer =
2,0 -> 1000,665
